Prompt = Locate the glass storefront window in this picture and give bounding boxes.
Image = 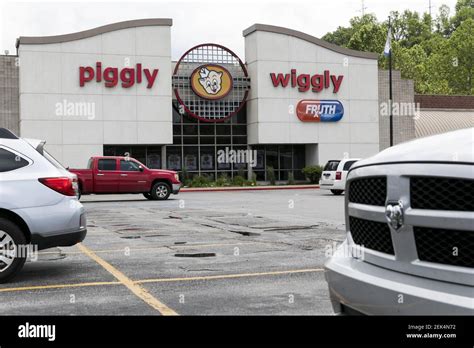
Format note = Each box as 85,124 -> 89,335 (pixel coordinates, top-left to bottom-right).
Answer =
248,145 -> 306,182
183,136 -> 198,144
216,136 -> 231,144
183,147 -> 198,171
147,146 -> 162,169
293,145 -> 305,169
114,146 -> 131,157
167,146 -> 182,170
279,145 -> 292,170
200,136 -> 215,145
173,125 -> 182,135
217,146 -> 231,170
266,146 -> 279,170
254,171 -> 265,181
183,125 -> 198,136
104,145 -> 162,169
216,125 -> 231,135
200,125 -> 215,136
132,147 -> 146,166
173,109 -> 182,123
232,136 -> 247,145
232,146 -> 248,171
200,146 -> 215,170
235,110 -> 247,124
232,125 -> 246,135
103,147 -> 115,156
254,148 -> 265,170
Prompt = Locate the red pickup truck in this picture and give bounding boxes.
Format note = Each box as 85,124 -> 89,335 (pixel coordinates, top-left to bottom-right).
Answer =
70,156 -> 181,200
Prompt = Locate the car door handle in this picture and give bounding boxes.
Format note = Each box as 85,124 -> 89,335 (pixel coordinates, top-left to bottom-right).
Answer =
120,174 -> 128,177
97,173 -> 105,176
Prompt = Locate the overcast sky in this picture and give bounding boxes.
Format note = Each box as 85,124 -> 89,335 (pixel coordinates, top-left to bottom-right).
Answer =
0,0 -> 458,59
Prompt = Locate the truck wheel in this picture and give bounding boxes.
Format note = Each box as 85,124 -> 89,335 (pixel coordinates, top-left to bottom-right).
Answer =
331,190 -> 344,195
151,182 -> 171,200
143,193 -> 153,200
0,218 -> 27,283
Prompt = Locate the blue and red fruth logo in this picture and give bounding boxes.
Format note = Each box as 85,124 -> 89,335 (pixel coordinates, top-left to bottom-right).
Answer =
296,100 -> 344,122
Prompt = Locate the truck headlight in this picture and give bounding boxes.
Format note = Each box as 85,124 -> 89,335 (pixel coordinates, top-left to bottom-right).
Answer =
174,173 -> 179,182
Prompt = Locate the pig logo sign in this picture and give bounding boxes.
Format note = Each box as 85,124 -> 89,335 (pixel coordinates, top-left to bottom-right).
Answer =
190,64 -> 233,100
296,100 -> 344,122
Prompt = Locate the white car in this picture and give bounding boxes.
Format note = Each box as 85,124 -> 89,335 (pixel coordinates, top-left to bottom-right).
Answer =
0,128 -> 87,283
325,128 -> 474,314
320,158 -> 360,195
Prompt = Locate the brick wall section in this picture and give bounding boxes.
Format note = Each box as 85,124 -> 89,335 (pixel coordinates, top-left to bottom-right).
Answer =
0,56 -> 19,135
415,94 -> 474,109
378,69 -> 416,150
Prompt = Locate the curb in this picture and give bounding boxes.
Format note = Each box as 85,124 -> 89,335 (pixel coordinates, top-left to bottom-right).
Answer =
180,185 -> 320,193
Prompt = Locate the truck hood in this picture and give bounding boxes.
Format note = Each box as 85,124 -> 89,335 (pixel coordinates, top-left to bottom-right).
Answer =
353,128 -> 474,169
150,169 -> 177,175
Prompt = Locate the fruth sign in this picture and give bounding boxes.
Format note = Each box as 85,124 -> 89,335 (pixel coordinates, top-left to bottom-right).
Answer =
296,100 -> 344,122
270,69 -> 343,93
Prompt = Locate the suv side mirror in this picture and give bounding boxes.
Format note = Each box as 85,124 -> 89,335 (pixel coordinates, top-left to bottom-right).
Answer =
139,166 -> 144,172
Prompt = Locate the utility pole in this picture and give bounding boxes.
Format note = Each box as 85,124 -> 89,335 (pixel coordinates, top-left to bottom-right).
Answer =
428,0 -> 435,32
388,16 -> 393,147
360,0 -> 368,17
383,16 -> 394,147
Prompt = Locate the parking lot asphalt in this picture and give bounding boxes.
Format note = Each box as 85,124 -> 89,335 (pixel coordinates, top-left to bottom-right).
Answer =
0,188 -> 347,315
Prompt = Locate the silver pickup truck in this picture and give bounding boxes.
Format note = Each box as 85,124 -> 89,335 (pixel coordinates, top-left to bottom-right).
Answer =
325,128 -> 473,315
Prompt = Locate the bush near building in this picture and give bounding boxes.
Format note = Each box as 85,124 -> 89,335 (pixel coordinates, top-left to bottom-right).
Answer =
302,165 -> 324,184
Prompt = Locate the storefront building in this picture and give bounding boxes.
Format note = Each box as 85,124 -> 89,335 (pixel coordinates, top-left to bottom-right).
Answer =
12,18 -> 380,180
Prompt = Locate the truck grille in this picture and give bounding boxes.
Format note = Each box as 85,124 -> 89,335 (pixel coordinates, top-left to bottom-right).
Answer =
348,176 -> 387,206
414,227 -> 474,268
411,176 -> 474,211
349,216 -> 394,255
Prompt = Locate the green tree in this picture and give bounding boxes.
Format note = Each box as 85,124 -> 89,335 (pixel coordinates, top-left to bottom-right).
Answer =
321,0 -> 473,95
447,18 -> 474,94
451,0 -> 474,30
393,43 -> 429,93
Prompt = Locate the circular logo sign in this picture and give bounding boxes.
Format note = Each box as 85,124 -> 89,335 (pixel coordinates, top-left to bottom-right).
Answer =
172,43 -> 250,122
190,64 -> 233,100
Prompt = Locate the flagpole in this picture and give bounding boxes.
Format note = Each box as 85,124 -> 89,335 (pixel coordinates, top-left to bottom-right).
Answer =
388,16 -> 393,147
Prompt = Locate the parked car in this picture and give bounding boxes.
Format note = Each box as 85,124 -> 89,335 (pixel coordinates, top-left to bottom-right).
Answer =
0,128 -> 86,283
320,158 -> 360,195
70,156 -> 181,200
325,128 -> 474,315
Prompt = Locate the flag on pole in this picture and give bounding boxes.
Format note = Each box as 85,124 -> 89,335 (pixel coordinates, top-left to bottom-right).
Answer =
383,26 -> 392,57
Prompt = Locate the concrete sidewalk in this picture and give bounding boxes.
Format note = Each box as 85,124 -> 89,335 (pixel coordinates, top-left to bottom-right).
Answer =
180,184 -> 320,192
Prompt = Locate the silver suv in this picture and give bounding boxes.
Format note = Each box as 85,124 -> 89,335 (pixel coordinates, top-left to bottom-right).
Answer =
0,128 -> 87,283
325,128 -> 473,315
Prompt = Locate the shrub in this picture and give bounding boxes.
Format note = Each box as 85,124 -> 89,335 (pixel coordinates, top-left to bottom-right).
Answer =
190,175 -> 212,187
251,172 -> 257,186
180,167 -> 189,186
216,173 -> 230,187
302,165 -> 324,184
266,166 -> 276,185
232,175 -> 246,186
237,167 -> 246,179
287,171 -> 295,185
